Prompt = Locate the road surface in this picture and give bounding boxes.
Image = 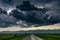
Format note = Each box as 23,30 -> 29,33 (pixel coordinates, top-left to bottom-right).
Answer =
23,34 -> 44,40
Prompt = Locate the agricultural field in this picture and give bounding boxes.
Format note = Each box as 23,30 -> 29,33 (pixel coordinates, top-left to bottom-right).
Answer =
0,34 -> 60,40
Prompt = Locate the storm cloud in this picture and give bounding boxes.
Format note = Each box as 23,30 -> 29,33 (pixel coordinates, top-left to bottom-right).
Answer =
0,8 -> 16,27
0,0 -> 60,27
10,0 -> 60,27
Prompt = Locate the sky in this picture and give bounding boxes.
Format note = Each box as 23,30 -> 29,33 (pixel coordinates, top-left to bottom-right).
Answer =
0,0 -> 60,31
0,23 -> 60,31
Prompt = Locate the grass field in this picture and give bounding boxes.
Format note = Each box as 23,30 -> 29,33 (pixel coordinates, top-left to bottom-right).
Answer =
0,34 -> 60,40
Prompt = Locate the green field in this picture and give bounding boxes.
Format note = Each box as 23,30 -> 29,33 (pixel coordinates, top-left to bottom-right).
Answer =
0,34 -> 60,40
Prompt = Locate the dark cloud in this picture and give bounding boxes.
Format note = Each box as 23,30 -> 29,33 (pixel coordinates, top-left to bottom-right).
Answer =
9,1 -> 59,27
0,8 -> 7,14
2,0 -> 13,5
10,9 -> 27,20
16,1 -> 38,11
0,0 -> 60,11
0,8 -> 16,28
0,14 -> 16,28
11,1 -> 48,24
0,0 -> 60,27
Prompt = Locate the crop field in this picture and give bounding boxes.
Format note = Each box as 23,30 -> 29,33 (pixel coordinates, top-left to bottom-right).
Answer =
0,34 -> 60,40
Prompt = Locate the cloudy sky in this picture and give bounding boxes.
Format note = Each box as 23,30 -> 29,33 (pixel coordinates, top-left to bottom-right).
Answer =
0,0 -> 60,31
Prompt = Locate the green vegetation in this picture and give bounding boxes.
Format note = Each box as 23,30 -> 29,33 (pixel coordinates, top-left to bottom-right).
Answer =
35,33 -> 60,40
0,34 -> 60,40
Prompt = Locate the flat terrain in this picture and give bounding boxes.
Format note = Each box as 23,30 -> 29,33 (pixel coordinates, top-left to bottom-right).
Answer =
0,34 -> 60,40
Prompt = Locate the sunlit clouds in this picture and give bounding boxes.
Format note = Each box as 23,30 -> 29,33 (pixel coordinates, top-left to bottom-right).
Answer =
0,23 -> 60,31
